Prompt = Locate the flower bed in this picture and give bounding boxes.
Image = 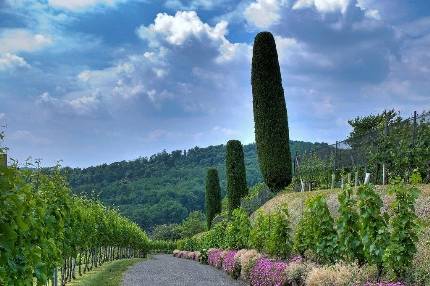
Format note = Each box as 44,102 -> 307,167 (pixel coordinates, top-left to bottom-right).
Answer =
172,250 -> 200,261
223,250 -> 240,278
208,248 -> 225,269
173,248 -> 407,286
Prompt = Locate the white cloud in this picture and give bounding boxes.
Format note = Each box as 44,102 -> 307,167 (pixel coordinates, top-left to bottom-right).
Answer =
137,11 -> 228,46
38,91 -> 102,115
0,29 -> 52,53
356,0 -> 380,20
244,0 -> 282,28
0,53 -> 29,71
293,0 -> 350,14
274,35 -> 334,68
137,11 -> 249,63
47,0 -> 122,11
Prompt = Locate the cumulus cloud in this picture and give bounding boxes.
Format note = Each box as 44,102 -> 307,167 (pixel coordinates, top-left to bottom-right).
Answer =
137,11 -> 250,63
0,29 -> 52,53
0,53 -> 30,71
244,0 -> 283,28
292,0 -> 350,14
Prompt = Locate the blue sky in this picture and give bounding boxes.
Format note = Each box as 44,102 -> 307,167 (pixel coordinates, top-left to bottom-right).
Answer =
0,0 -> 429,167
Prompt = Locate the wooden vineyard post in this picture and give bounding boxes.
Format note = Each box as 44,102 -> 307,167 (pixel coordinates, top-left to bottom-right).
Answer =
0,153 -> 6,167
354,171 -> 359,187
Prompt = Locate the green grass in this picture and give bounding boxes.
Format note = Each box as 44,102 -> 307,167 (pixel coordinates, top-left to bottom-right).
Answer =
68,258 -> 143,286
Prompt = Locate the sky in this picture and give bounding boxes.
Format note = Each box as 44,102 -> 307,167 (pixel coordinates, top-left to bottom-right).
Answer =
0,0 -> 429,167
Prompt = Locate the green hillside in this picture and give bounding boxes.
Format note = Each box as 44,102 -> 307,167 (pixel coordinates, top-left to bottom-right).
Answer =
63,141 -> 323,230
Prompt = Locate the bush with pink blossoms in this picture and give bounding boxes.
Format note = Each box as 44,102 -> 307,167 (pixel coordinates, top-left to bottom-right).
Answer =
223,250 -> 240,279
249,257 -> 288,286
208,248 -> 225,269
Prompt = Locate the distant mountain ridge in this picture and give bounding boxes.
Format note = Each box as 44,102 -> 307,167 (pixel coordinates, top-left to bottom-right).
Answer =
63,141 -> 326,230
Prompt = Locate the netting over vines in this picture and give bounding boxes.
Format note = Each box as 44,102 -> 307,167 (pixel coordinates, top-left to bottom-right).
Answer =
294,111 -> 430,188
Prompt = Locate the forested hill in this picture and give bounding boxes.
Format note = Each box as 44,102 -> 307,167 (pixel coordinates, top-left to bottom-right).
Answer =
63,141 -> 324,230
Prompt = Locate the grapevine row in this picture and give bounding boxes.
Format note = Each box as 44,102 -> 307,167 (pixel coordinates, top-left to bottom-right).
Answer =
0,164 -> 149,286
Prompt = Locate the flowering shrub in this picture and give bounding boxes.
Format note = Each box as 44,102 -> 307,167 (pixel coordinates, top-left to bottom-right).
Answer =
249,257 -> 288,286
237,249 -> 262,281
284,260 -> 316,286
223,250 -> 240,278
305,262 -> 369,286
208,248 -> 225,269
172,250 -> 200,261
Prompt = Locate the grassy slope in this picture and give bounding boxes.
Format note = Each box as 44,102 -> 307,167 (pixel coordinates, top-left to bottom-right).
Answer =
254,184 -> 430,230
68,258 -> 142,286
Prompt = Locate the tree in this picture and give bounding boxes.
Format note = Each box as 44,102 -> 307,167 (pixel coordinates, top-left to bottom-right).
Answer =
226,140 -> 248,213
251,31 -> 292,191
205,168 -> 222,228
179,211 -> 206,238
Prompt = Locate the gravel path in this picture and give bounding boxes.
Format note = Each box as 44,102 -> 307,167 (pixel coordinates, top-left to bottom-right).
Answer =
122,254 -> 247,286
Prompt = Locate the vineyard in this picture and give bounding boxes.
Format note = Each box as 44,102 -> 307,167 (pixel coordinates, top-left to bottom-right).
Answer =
0,132 -> 150,286
293,110 -> 430,191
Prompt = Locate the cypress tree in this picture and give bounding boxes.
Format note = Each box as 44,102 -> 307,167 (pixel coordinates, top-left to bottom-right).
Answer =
226,140 -> 248,213
251,31 -> 292,191
205,168 -> 222,229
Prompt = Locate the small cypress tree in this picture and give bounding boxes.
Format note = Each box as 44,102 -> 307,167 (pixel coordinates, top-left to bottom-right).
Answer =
226,140 -> 248,213
251,31 -> 292,191
205,168 -> 222,229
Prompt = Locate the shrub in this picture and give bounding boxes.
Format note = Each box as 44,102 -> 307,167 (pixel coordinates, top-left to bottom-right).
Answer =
383,181 -> 420,279
237,249 -> 262,281
241,183 -> 274,215
249,257 -> 288,286
226,140 -> 248,213
223,250 -> 240,279
294,195 -> 338,264
284,260 -> 315,286
208,248 -> 225,269
251,31 -> 292,191
357,184 -> 389,271
266,206 -> 292,259
305,262 -> 369,286
225,208 -> 251,249
337,185 -> 364,263
413,220 -> 430,285
249,210 -> 270,252
205,168 -> 222,229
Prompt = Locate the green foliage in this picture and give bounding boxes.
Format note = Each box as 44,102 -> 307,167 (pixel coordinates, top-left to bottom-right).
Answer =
240,183 -> 274,215
225,208 -> 251,250
357,184 -> 389,270
62,141 -> 318,230
297,152 -> 333,190
266,206 -> 292,259
148,240 -> 176,253
249,210 -> 270,252
179,211 -> 207,238
150,224 -> 182,241
294,195 -> 338,264
383,180 -> 420,279
226,140 -> 248,213
337,185 -> 364,263
205,168 -> 222,228
251,31 -> 292,191
0,165 -> 149,286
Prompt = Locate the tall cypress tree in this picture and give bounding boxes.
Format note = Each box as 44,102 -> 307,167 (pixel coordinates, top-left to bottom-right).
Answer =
226,140 -> 248,213
205,168 -> 222,229
251,31 -> 292,191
